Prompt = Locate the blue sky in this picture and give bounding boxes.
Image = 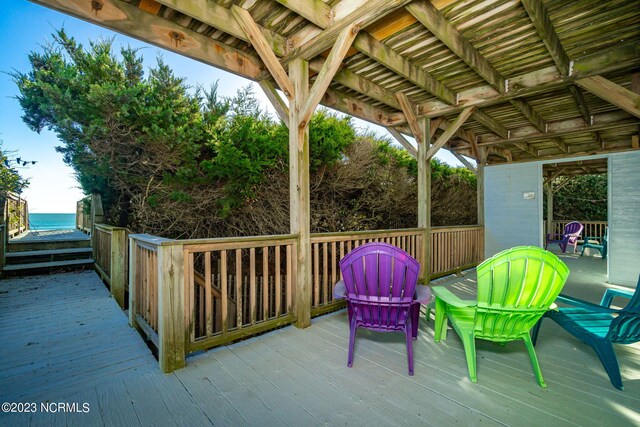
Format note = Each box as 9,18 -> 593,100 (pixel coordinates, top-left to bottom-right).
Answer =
0,1 -> 461,213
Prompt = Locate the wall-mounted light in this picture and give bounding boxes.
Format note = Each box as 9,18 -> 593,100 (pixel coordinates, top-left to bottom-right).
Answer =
523,192 -> 535,199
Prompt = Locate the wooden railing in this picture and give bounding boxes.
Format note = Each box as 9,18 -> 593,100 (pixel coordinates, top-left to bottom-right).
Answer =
127,226 -> 484,373
128,234 -> 166,352
183,235 -> 298,354
93,223 -> 128,308
309,228 -> 424,315
548,220 -> 607,239
76,197 -> 91,233
4,194 -> 28,237
430,226 -> 484,278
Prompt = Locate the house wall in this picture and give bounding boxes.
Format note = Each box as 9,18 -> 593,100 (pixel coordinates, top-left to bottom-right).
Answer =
608,151 -> 640,287
484,162 -> 543,258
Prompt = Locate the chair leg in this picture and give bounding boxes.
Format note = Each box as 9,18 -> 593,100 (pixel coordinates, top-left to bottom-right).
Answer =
531,317 -> 544,346
591,339 -> 624,390
411,304 -> 419,340
523,334 -> 546,387
406,321 -> 414,376
460,332 -> 477,383
434,298 -> 447,342
347,317 -> 357,368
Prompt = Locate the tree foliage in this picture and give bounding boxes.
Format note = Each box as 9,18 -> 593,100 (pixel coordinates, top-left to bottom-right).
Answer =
548,174 -> 607,221
0,141 -> 30,198
14,30 -> 477,238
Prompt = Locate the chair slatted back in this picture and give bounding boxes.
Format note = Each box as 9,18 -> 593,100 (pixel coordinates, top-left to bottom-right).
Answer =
609,277 -> 640,344
475,246 -> 570,341
340,243 -> 420,330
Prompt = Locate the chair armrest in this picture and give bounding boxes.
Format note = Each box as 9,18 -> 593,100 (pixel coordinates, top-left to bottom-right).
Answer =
333,280 -> 346,300
431,286 -> 476,308
600,288 -> 634,308
414,285 -> 431,305
555,294 -> 617,313
583,235 -> 602,242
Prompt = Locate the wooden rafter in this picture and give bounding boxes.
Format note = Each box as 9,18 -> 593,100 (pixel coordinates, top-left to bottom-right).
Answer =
513,142 -> 538,157
283,0 -> 411,65
550,137 -> 568,154
321,88 -> 404,127
273,0 -> 331,28
568,85 -> 592,125
575,76 -> 640,119
510,99 -> 547,133
232,6 -> 294,99
478,111 -> 634,146
418,41 -> 640,118
302,24 -> 360,126
355,33 -> 457,105
31,0 -> 264,79
521,0 -> 571,77
471,109 -> 509,139
406,0 -> 506,92
155,0 -> 288,56
427,107 -> 475,159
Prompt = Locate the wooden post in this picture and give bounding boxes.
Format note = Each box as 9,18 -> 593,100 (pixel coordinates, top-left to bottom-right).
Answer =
417,117 -> 431,280
128,237 -> 137,328
477,149 -> 487,227
289,58 -> 312,328
90,193 -> 104,249
110,228 -> 127,309
546,180 -> 554,238
157,242 -> 186,373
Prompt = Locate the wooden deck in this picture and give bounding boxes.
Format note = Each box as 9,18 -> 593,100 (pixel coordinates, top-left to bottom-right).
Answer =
1,252 -> 638,426
10,229 -> 90,243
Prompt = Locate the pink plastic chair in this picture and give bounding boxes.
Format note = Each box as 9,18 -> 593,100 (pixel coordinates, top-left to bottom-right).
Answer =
333,242 -> 430,375
545,221 -> 583,253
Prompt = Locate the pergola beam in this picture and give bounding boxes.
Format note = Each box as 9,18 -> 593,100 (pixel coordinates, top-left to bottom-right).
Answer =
513,142 -> 538,157
31,0 -> 264,79
575,76 -> 640,119
427,107 -> 475,159
510,98 -> 547,133
418,40 -> 640,117
521,0 -> 571,77
479,111 -> 634,146
155,0 -> 288,56
273,0 -> 331,28
406,0 -> 506,92
568,85 -> 592,125
471,109 -> 509,139
355,33 -> 457,105
283,0 -> 411,65
232,6 -> 294,99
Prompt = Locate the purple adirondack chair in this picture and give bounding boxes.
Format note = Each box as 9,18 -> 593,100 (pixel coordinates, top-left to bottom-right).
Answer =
545,221 -> 584,253
333,242 -> 430,375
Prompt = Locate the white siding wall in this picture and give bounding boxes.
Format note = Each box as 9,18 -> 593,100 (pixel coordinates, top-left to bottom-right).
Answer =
608,152 -> 640,286
484,163 -> 543,258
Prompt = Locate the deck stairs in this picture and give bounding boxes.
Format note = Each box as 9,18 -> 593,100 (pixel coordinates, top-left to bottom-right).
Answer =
3,230 -> 93,275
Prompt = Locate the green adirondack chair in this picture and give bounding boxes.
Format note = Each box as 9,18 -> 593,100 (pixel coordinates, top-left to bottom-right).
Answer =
432,246 -> 570,387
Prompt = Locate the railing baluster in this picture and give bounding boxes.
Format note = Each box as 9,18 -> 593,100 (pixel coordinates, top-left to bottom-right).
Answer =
221,250 -> 228,334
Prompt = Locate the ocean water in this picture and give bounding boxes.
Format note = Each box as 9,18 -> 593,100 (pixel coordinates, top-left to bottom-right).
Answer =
29,213 -> 76,231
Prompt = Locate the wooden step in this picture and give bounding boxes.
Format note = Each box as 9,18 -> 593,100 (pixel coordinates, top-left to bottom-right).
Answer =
5,247 -> 92,259
2,258 -> 95,272
7,239 -> 91,252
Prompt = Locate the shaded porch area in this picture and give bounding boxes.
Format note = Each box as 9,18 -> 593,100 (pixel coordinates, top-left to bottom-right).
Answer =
1,251 -> 638,426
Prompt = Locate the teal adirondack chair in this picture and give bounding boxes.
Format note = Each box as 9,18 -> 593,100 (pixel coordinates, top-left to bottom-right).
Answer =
581,227 -> 608,259
432,246 -> 570,387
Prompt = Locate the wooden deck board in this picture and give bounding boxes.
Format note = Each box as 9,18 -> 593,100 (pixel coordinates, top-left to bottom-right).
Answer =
1,255 -> 638,426
9,229 -> 90,243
